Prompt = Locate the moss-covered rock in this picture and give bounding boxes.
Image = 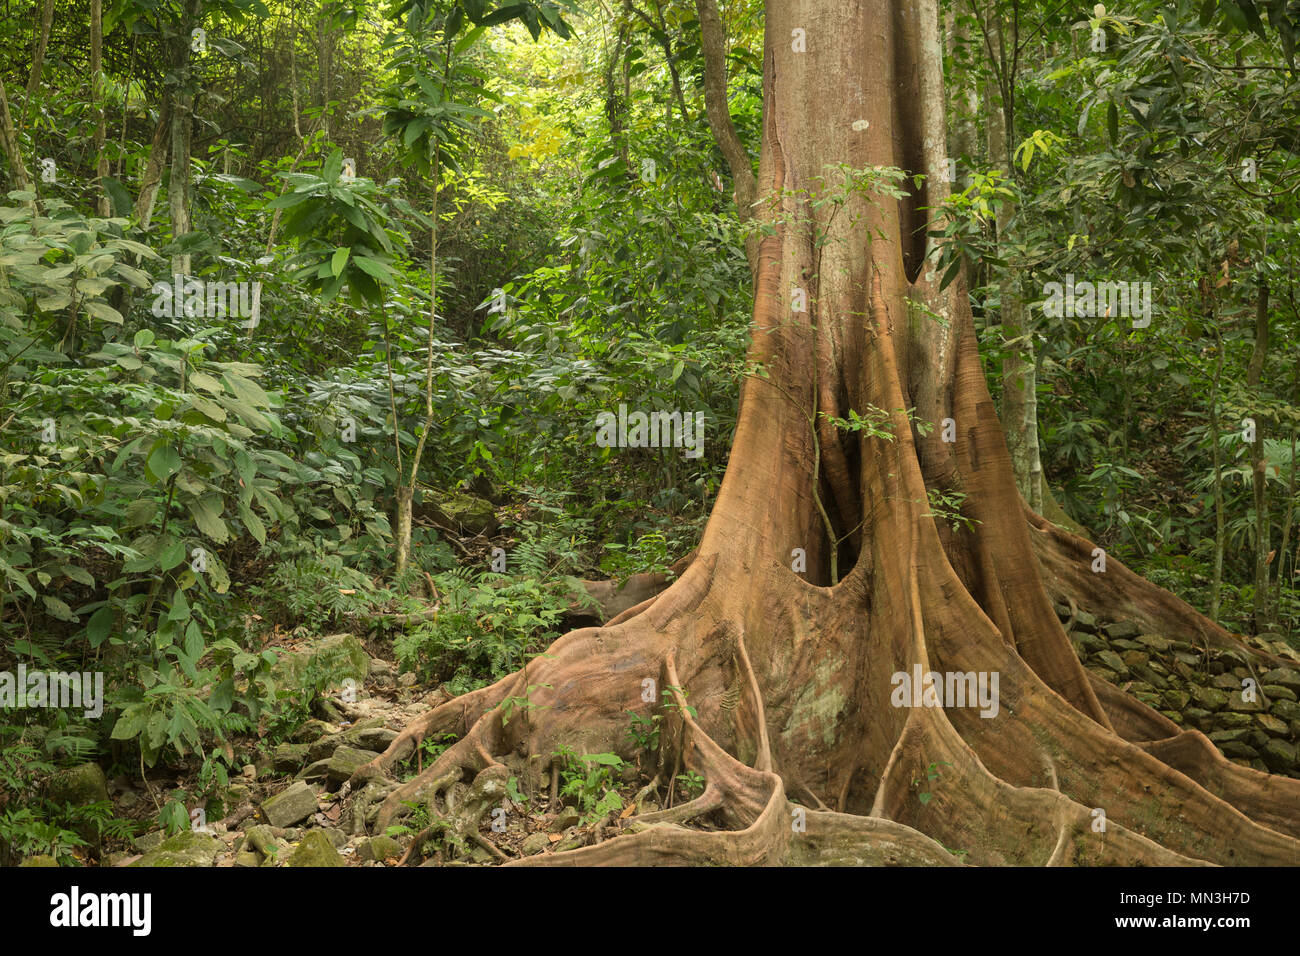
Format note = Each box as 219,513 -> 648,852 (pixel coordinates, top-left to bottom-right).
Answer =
44,762 -> 109,806
421,488 -> 497,535
19,855 -> 59,866
1189,685 -> 1228,711
131,830 -> 221,867
358,835 -> 402,862
287,829 -> 344,867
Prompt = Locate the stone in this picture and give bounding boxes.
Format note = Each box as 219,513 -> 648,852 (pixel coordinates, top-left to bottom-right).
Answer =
326,746 -> 380,784
1096,651 -> 1129,678
1136,634 -> 1172,652
1260,738 -> 1298,772
1183,707 -> 1213,730
1210,674 -> 1242,691
1226,690 -> 1264,713
321,827 -> 348,848
1217,741 -> 1260,760
1072,610 -> 1098,633
357,835 -> 402,862
1161,690 -> 1190,710
298,759 -> 332,782
243,825 -> 287,862
131,830 -> 221,867
1271,699 -> 1300,722
1263,684 -> 1298,703
287,830 -> 344,867
19,855 -> 58,866
132,831 -> 165,854
261,782 -> 319,828
234,850 -> 261,868
1189,686 -> 1228,711
1212,712 -> 1253,729
1134,691 -> 1163,709
1111,639 -> 1145,652
421,488 -> 497,535
291,719 -> 340,743
1262,667 -> 1300,692
1158,710 -> 1185,725
550,808 -> 581,832
44,762 -> 109,806
241,764 -> 258,780
273,743 -> 309,773
1121,650 -> 1149,668
1133,665 -> 1168,690
1254,714 -> 1289,736
1073,632 -> 1106,653
521,832 -> 551,855
1102,621 -> 1141,640
1172,651 -> 1202,667
1208,728 -> 1251,743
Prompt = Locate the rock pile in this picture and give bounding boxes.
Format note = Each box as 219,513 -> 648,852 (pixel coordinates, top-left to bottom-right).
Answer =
1056,604 -> 1300,778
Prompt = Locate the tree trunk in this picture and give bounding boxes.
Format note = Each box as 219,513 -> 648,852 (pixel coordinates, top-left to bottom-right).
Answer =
169,2 -> 201,276
695,0 -> 759,272
134,96 -> 172,229
26,0 -> 56,101
1248,279 -> 1270,630
0,75 -> 32,197
345,0 -> 1300,866
91,0 -> 110,217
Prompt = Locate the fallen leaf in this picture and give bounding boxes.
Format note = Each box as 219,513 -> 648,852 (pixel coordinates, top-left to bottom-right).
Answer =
548,833 -> 562,843
619,803 -> 636,820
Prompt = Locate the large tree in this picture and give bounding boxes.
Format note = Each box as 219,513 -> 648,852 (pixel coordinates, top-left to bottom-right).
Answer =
344,0 -> 1300,865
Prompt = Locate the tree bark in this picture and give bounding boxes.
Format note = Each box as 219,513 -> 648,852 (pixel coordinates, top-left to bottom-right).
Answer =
0,75 -> 32,197
346,0 -> 1300,866
91,0 -> 110,217
695,0 -> 759,273
26,0 -> 56,100
134,96 -> 172,229
1248,279 -> 1270,630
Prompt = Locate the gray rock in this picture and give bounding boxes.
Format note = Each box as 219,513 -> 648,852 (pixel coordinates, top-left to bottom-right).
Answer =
1095,651 -> 1129,678
357,835 -> 402,862
1226,690 -> 1264,713
273,743 -> 309,773
44,762 -> 109,806
326,746 -> 380,784
1262,667 -> 1300,692
1136,634 -> 1172,652
1263,684 -> 1298,703
521,832 -> 551,856
261,782 -> 319,828
1254,713 -> 1289,736
1102,621 -> 1141,640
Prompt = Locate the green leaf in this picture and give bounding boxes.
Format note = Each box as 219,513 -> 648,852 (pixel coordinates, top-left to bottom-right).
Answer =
190,495 -> 230,543
146,442 -> 182,483
331,245 -> 351,276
